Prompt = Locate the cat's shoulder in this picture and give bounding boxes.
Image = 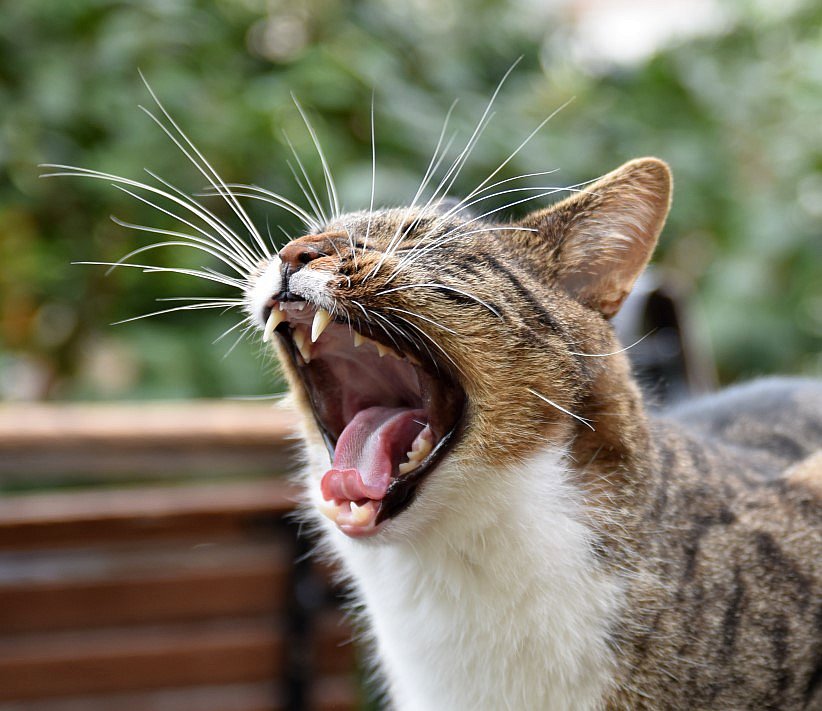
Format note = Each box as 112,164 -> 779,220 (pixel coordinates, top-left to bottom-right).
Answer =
665,377 -> 822,436
660,377 -> 822,484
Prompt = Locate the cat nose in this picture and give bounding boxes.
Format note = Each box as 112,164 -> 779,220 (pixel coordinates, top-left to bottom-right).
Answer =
278,241 -> 323,272
278,231 -> 347,274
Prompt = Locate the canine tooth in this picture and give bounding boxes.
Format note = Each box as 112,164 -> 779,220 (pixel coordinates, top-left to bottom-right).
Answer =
262,307 -> 285,343
353,332 -> 365,348
318,499 -> 340,522
372,341 -> 402,360
293,328 -> 312,363
398,461 -> 419,475
350,501 -> 371,525
311,308 -> 332,343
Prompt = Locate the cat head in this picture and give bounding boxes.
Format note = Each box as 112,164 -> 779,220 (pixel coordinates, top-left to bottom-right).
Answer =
247,158 -> 672,539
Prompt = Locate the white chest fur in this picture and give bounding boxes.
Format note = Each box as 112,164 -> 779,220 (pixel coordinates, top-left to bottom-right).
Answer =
317,451 -> 622,711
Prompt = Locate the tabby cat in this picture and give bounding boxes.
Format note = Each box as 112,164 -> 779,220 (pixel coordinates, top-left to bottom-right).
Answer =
248,157 -> 822,710
49,90 -> 822,708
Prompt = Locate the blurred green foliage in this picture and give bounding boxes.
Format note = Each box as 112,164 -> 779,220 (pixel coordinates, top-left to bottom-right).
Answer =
1,0 -> 820,400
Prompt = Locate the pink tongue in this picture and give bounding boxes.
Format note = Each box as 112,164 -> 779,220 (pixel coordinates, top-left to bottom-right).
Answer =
321,406 -> 425,502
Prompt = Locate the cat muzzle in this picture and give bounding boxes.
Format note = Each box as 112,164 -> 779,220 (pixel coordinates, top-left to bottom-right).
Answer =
261,298 -> 464,537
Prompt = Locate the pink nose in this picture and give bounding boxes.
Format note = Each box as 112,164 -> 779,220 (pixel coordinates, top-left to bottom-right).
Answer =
278,231 -> 346,273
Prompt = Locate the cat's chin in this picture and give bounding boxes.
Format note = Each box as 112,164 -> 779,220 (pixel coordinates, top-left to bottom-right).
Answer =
264,299 -> 465,538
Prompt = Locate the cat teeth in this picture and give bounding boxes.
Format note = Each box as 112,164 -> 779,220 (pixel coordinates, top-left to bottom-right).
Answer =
292,327 -> 312,363
397,426 -> 434,475
397,461 -> 418,475
262,305 -> 285,343
375,342 -> 402,360
349,501 -> 372,525
352,332 -> 400,359
318,499 -> 341,521
311,308 -> 333,343
410,427 -> 434,459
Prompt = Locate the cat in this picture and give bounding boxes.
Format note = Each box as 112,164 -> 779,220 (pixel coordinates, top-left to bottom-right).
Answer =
46,89 -> 822,708
247,157 -> 822,710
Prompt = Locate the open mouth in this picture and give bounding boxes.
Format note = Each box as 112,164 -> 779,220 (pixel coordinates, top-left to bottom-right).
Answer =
263,299 -> 465,538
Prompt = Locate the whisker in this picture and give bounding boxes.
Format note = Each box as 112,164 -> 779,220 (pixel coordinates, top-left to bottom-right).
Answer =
107,217 -> 250,277
383,306 -> 458,335
214,314 -> 254,344
389,226 -> 537,280
291,94 -> 341,219
143,170 -> 259,267
111,301 -> 241,325
570,331 -> 654,357
138,71 -> 270,259
75,260 -> 247,290
283,132 -> 327,225
362,94 -> 377,259
41,165 -> 256,270
452,97 -> 574,215
528,388 -> 596,431
424,58 -> 522,214
363,102 -> 459,281
375,282 -> 501,318
200,184 -> 317,230
223,320 -> 256,358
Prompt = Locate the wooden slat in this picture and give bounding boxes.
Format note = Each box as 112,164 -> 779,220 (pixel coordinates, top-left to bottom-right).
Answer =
0,401 -> 298,479
309,675 -> 361,711
313,610 -> 357,676
0,480 -> 299,550
0,620 -> 284,701
0,556 -> 289,634
0,683 -> 282,711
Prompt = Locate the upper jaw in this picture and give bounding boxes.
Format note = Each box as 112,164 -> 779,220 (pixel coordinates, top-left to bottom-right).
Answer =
258,295 -> 465,537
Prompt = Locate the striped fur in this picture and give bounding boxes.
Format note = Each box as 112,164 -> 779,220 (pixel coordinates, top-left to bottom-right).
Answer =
255,158 -> 822,709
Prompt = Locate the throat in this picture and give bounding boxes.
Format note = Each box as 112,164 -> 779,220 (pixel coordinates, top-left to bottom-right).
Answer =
327,451 -> 622,710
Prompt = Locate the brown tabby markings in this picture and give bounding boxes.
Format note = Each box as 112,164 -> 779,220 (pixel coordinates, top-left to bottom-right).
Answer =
269,158 -> 822,708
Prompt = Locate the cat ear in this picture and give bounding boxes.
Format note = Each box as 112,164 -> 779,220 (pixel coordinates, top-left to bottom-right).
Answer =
520,157 -> 672,318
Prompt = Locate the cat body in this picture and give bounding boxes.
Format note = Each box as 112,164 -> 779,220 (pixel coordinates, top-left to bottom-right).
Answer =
245,157 -> 822,709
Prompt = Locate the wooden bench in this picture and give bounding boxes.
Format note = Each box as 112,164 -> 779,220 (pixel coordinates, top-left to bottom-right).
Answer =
0,402 -> 360,711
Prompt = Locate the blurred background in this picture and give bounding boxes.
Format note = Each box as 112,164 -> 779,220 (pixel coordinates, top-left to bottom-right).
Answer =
0,0 -> 820,709
2,0 -> 820,404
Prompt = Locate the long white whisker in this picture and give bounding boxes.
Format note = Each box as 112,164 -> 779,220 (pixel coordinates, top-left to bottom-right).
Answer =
362,94 -> 377,258
157,296 -> 245,303
424,58 -> 522,215
41,165 -> 257,270
214,315 -> 254,344
389,183 -> 591,281
199,184 -> 317,229
570,331 -> 654,357
383,306 -> 458,335
528,388 -> 596,431
138,72 -> 270,259
143,170 -> 260,266
389,226 -> 537,281
364,101 -> 458,281
108,214 -> 249,276
104,233 -> 248,278
454,97 -> 574,213
75,260 -> 247,290
291,94 -> 340,219
223,321 -> 256,357
283,133 -> 327,225
111,301 -> 241,325
376,282 -> 501,318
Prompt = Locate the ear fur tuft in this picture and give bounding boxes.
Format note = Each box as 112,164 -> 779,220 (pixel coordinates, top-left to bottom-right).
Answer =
521,157 -> 672,318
